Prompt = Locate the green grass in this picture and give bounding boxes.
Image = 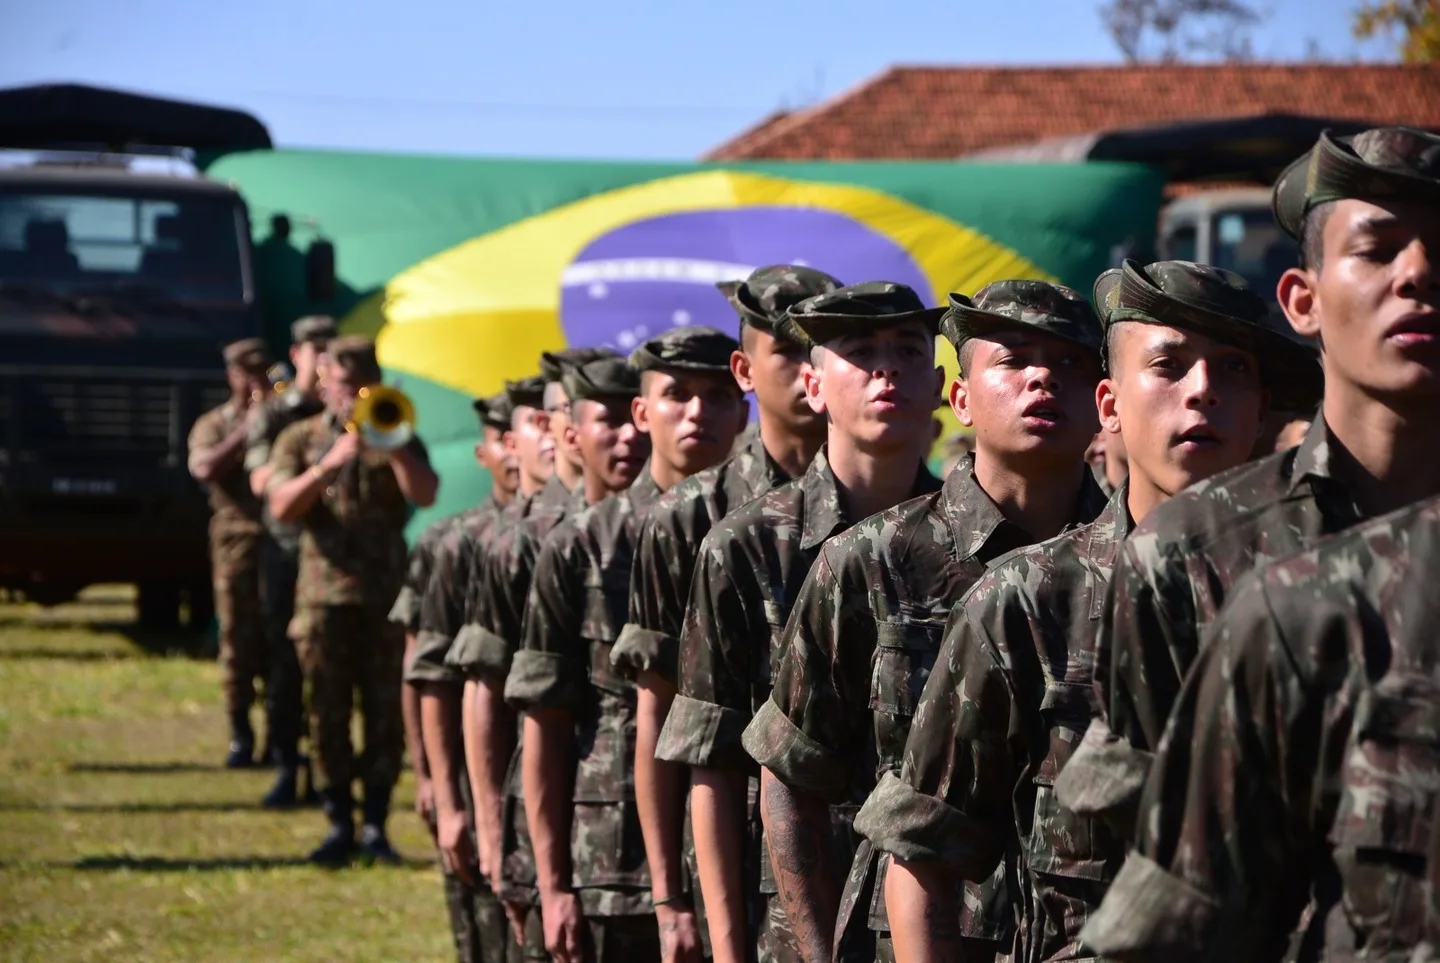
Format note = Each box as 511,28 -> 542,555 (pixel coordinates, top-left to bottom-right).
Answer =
0,588 -> 454,962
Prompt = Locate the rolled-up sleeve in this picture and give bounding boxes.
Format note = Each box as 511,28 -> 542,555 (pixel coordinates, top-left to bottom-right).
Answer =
613,515 -> 688,684
655,530 -> 759,772
505,527 -> 589,712
851,588 -> 1017,883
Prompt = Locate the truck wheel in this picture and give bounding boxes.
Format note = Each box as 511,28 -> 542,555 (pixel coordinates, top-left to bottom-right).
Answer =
136,581 -> 182,630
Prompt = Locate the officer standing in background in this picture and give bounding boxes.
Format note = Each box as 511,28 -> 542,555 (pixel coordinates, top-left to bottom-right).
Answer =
245,314 -> 335,806
187,337 -> 270,768
267,335 -> 440,865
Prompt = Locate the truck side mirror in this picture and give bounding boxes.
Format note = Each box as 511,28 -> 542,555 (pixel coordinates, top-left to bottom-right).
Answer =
305,239 -> 336,303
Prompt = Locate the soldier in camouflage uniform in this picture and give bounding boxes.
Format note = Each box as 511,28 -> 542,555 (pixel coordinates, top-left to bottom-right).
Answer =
516,329 -> 742,963
1053,126 -> 1440,848
745,281 -> 1114,963
1082,492 -> 1440,961
856,263 -> 1303,963
187,337 -> 270,768
407,393 -> 521,963
457,356 -> 613,962
655,283 -> 946,963
505,356 -> 656,963
611,266 -> 840,963
245,314 -> 335,804
267,335 -> 440,865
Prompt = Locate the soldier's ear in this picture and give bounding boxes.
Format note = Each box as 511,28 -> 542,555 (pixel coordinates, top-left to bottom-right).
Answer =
731,349 -> 756,394
802,358 -> 826,416
1096,379 -> 1122,436
948,377 -> 973,428
631,395 -> 652,435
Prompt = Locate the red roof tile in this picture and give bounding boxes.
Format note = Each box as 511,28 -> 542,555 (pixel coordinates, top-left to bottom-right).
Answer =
704,64 -> 1440,161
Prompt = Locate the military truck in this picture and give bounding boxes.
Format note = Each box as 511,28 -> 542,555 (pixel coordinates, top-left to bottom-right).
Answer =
1158,187 -> 1296,309
0,83 -> 328,629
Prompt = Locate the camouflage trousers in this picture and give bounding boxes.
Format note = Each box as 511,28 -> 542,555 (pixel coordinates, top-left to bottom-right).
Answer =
293,604 -> 405,794
754,891 -> 804,963
258,537 -> 303,762
583,915 -> 661,963
211,520 -> 266,716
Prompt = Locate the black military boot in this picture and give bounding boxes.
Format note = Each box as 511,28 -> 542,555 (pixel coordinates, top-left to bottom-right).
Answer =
224,710 -> 255,769
308,789 -> 355,867
358,782 -> 401,866
260,746 -> 299,809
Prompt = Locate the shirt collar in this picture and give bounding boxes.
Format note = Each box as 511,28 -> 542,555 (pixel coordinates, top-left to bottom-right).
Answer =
1287,415 -> 1335,494
627,462 -> 664,512
800,448 -> 850,551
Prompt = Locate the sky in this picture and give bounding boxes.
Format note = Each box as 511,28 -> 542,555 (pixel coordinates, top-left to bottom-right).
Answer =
0,0 -> 1397,161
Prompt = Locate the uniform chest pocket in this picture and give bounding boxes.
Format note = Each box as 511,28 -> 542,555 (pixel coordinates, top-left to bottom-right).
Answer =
1027,682 -> 1115,882
580,567 -> 630,644
867,620 -> 944,719
1327,687 -> 1440,945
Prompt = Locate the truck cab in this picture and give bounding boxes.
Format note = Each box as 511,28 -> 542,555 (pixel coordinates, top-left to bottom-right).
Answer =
0,147 -> 259,626
1158,188 -> 1297,312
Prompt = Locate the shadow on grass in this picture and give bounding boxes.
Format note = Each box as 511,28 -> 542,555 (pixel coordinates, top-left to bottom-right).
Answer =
68,761 -> 224,774
68,854 -> 432,871
0,800 -> 291,814
0,618 -> 213,660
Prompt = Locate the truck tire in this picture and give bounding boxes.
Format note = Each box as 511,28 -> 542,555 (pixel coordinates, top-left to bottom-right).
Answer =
136,581 -> 182,631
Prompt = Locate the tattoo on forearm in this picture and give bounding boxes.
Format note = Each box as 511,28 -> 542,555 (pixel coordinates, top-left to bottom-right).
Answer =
764,778 -> 838,963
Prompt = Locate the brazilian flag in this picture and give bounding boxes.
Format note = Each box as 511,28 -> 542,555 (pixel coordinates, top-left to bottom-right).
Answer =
206,150 -> 1164,540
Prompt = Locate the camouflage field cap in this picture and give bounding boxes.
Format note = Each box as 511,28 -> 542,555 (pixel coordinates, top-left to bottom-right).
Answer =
223,337 -> 270,370
474,392 -> 513,431
629,325 -> 739,374
290,314 -> 337,345
777,281 -> 944,349
504,375 -> 547,411
1094,259 -> 1322,410
538,346 -> 621,384
1273,126 -> 1440,239
326,335 -> 383,382
717,264 -> 844,336
941,280 -> 1102,358
563,356 -> 642,403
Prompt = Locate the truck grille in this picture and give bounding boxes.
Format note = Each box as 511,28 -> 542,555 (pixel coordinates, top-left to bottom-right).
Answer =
5,375 -> 229,458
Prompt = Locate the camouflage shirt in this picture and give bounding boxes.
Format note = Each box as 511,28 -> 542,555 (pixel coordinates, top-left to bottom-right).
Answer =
389,514 -> 457,633
1081,493 -> 1440,963
406,495 -> 508,686
749,457 -> 1107,947
453,475 -> 583,909
657,449 -> 940,896
451,475 -> 582,681
612,429 -> 793,684
188,400 -> 263,529
858,485 -> 1131,962
244,389 -> 324,551
1054,417 -> 1367,837
504,468 -> 665,918
268,411 -> 430,609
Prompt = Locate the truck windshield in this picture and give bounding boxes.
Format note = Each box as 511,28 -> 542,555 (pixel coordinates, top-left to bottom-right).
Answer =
1210,208 -> 1296,302
0,186 -> 247,306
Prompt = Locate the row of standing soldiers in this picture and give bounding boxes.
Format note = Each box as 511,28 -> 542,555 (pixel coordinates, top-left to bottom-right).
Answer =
194,124 -> 1440,962
187,322 -> 439,861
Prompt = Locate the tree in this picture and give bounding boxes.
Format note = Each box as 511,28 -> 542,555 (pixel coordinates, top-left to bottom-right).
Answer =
1353,0 -> 1440,62
1101,0 -> 1267,62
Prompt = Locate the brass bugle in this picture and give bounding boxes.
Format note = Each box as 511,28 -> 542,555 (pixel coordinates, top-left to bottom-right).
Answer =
346,383 -> 415,452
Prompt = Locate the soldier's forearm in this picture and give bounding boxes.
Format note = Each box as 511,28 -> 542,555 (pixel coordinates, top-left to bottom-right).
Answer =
522,709 -> 576,896
189,427 -> 249,483
269,465 -> 328,522
760,768 -> 841,963
692,767 -> 750,963
635,680 -> 687,901
401,636 -> 429,780
389,447 -> 439,508
420,685 -> 465,815
886,858 -> 964,963
249,462 -> 276,499
465,678 -> 512,863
